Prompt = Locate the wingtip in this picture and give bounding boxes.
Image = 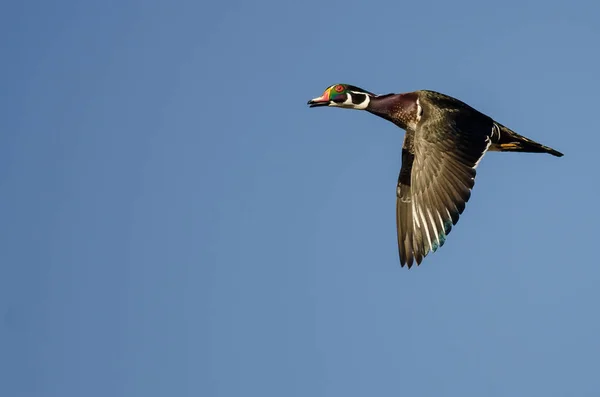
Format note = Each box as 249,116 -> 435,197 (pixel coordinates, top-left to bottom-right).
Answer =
399,255 -> 422,269
399,253 -> 414,269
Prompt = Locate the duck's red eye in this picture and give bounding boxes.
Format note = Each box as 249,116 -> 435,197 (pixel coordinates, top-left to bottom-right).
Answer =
334,85 -> 344,92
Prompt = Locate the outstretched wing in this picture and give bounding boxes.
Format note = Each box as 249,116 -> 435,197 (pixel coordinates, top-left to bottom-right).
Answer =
396,99 -> 492,267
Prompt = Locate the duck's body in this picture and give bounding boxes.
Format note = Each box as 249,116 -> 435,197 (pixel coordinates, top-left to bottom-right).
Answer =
308,85 -> 563,268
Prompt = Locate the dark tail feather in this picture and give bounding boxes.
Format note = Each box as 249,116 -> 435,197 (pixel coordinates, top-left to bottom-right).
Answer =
493,123 -> 564,157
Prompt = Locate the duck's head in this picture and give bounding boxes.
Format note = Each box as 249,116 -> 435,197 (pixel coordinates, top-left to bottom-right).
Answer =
307,84 -> 375,110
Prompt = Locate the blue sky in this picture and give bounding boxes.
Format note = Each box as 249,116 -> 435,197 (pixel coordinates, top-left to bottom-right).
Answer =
1,0 -> 599,396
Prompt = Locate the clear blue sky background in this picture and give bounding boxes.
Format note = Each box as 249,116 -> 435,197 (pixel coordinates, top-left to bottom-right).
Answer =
1,1 -> 598,396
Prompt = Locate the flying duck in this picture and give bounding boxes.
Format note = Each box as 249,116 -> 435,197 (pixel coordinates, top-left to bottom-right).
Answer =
307,84 -> 563,268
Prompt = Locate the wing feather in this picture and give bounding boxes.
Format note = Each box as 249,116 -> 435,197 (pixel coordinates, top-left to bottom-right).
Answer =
395,94 -> 493,267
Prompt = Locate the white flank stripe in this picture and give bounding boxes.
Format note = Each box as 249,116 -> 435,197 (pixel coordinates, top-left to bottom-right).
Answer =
473,137 -> 492,169
491,123 -> 501,141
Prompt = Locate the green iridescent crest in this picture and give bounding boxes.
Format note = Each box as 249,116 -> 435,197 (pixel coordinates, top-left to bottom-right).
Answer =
326,84 -> 349,101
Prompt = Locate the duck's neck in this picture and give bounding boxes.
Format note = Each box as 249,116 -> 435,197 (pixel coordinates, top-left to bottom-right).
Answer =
366,93 -> 397,118
366,92 -> 418,130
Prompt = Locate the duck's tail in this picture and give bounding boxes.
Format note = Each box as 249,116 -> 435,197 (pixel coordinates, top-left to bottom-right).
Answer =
490,122 -> 564,157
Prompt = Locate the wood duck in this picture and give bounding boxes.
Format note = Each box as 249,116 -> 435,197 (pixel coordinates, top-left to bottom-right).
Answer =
307,84 -> 563,268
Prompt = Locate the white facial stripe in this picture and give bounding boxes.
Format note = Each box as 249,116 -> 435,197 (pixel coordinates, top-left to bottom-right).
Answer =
322,89 -> 371,110
356,95 -> 370,110
335,92 -> 370,110
343,94 -> 354,106
349,91 -> 370,110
